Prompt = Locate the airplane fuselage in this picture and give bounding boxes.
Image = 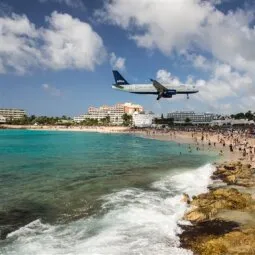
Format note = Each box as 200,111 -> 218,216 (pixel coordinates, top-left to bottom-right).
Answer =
111,70 -> 199,100
112,83 -> 198,97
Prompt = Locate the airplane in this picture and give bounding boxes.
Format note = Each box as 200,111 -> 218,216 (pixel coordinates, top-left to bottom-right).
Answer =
112,70 -> 199,100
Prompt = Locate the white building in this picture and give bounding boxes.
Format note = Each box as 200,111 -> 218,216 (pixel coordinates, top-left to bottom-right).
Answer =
0,108 -> 26,120
133,112 -> 155,127
210,119 -> 255,126
73,116 -> 86,123
0,115 -> 6,123
167,111 -> 216,123
74,102 -> 144,125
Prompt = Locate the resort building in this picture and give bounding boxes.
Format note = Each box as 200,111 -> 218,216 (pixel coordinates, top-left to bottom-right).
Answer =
74,102 -> 144,125
0,115 -> 6,123
167,111 -> 216,123
0,108 -> 26,120
210,119 -> 255,126
133,112 -> 155,127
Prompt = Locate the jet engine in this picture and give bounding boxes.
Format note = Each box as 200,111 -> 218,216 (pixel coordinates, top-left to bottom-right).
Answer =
162,90 -> 177,98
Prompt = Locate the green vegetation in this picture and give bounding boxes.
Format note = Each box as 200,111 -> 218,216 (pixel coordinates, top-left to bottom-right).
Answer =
101,115 -> 111,126
231,110 -> 254,121
80,116 -> 111,126
6,114 -> 127,126
7,115 -> 73,125
185,117 -> 191,123
122,113 -> 132,126
154,117 -> 174,125
80,118 -> 99,126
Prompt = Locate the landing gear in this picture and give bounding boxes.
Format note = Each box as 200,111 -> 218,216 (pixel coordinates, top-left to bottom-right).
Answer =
157,92 -> 163,100
187,94 -> 189,99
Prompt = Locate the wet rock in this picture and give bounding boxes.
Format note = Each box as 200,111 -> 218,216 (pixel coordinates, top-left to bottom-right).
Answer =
180,220 -> 239,250
181,193 -> 190,204
181,162 -> 255,254
213,163 -> 255,187
184,209 -> 207,222
180,220 -> 255,255
224,165 -> 236,170
193,228 -> 255,255
183,188 -> 254,223
225,174 -> 236,184
208,180 -> 227,190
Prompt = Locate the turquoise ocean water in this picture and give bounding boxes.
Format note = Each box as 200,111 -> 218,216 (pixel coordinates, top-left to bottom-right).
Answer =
0,130 -> 217,255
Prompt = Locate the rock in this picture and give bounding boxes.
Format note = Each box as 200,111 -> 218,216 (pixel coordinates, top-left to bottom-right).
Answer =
226,175 -> 236,184
224,165 -> 236,170
179,220 -> 240,252
181,193 -> 190,204
184,209 -> 207,222
180,224 -> 255,255
195,228 -> 255,255
183,188 -> 255,223
213,163 -> 255,187
181,162 -> 255,254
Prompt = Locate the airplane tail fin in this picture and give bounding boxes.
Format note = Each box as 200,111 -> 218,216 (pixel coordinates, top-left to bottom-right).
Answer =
112,70 -> 129,85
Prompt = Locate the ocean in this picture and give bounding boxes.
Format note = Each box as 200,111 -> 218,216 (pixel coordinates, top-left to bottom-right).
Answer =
0,130 -> 217,255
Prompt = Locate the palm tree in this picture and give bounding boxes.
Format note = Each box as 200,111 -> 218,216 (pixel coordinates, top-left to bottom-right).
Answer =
185,117 -> 191,123
122,113 -> 132,126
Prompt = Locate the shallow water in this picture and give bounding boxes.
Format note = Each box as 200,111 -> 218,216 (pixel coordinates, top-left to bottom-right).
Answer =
0,130 -> 217,254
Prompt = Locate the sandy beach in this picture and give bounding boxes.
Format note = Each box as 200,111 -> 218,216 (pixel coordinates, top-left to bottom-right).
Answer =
143,130 -> 255,165
1,124 -> 134,133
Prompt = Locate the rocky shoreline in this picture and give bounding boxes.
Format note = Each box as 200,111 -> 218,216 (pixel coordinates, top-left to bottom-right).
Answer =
180,162 -> 255,255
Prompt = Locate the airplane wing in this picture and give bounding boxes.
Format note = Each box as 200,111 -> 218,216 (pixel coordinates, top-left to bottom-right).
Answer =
150,79 -> 167,93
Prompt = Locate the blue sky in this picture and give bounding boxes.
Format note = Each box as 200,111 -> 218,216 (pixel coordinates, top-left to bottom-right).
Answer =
0,0 -> 255,116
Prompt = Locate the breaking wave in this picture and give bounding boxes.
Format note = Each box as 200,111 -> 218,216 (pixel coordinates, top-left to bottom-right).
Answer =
1,164 -> 214,255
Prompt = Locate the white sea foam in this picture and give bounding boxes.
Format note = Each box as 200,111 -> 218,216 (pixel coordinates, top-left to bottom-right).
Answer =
1,164 -> 214,255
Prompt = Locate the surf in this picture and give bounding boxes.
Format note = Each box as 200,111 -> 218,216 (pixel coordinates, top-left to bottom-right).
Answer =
1,164 -> 214,255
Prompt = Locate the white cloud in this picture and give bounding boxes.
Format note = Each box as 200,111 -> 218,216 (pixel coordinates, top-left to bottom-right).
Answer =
97,0 -> 255,112
181,51 -> 213,71
0,14 -> 41,74
0,11 -> 106,74
42,12 -> 106,70
42,83 -> 61,97
197,64 -> 253,106
39,0 -> 85,9
96,0 -> 212,54
156,69 -> 181,85
97,0 -> 255,75
110,52 -> 126,70
156,64 -> 253,113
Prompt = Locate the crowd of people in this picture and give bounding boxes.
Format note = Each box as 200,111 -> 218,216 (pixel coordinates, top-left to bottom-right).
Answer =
142,126 -> 255,163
